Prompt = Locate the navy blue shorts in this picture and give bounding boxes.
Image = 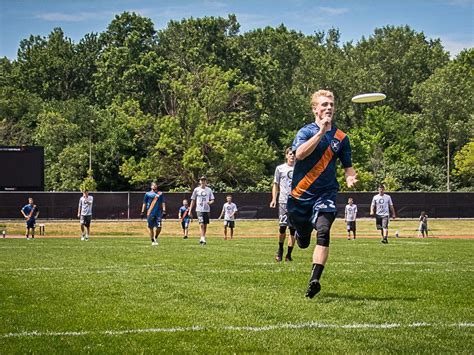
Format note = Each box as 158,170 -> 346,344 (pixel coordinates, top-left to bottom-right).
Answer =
147,215 -> 162,229
26,218 -> 36,229
287,191 -> 338,240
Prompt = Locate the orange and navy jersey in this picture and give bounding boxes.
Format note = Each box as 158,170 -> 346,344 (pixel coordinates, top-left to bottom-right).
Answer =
143,191 -> 165,218
290,123 -> 352,202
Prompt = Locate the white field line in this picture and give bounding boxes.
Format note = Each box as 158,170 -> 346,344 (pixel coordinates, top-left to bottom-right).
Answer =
1,322 -> 472,338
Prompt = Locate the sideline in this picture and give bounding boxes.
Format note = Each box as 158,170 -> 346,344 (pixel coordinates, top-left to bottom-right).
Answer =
1,322 -> 473,338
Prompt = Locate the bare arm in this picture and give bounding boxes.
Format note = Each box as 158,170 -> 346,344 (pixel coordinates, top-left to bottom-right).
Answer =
270,183 -> 279,208
295,118 -> 331,160
390,204 -> 396,219
189,200 -> 195,217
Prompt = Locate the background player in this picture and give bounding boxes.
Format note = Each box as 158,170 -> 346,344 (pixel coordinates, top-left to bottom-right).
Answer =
344,197 -> 357,240
77,190 -> 93,241
178,199 -> 191,239
189,176 -> 215,246
370,184 -> 396,243
141,182 -> 166,246
219,194 -> 238,240
20,197 -> 39,239
418,211 -> 428,238
270,147 -> 296,262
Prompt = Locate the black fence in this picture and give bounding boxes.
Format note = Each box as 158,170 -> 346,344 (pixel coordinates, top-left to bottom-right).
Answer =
1,191 -> 473,219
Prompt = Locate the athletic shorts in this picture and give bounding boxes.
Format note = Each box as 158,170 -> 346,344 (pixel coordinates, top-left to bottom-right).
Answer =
287,191 -> 337,240
26,218 -> 36,229
181,219 -> 190,230
197,211 -> 210,225
419,223 -> 427,232
147,215 -> 162,229
346,221 -> 356,232
375,215 -> 389,230
278,203 -> 293,228
224,220 -> 235,228
80,215 -> 92,227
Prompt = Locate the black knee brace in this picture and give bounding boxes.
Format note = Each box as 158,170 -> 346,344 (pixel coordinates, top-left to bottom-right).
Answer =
316,224 -> 330,246
279,226 -> 287,234
289,227 -> 296,236
315,212 -> 335,247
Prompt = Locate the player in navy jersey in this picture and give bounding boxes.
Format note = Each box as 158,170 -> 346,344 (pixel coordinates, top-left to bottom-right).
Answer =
141,182 -> 166,246
20,197 -> 39,239
288,90 -> 357,298
178,199 -> 191,239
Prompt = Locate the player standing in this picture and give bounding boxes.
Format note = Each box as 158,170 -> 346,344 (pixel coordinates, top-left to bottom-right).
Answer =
370,184 -> 396,243
77,190 -> 93,241
287,90 -> 357,298
219,194 -> 238,240
20,197 -> 39,239
344,197 -> 358,240
418,211 -> 428,238
141,182 -> 166,246
270,147 -> 296,262
178,199 -> 191,239
189,176 -> 215,246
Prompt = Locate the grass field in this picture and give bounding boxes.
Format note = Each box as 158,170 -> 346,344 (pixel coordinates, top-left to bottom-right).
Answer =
1,220 -> 473,353
2,217 -> 474,238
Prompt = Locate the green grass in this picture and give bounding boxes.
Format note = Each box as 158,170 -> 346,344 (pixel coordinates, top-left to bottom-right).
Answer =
0,235 -> 473,353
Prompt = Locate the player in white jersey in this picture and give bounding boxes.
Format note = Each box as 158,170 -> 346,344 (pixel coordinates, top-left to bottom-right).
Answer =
77,190 -> 93,241
370,184 -> 396,244
344,197 -> 357,240
270,147 -> 296,262
219,194 -> 238,240
189,176 -> 215,245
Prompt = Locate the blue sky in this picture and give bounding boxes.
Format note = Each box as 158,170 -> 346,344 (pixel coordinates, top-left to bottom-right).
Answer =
0,0 -> 472,59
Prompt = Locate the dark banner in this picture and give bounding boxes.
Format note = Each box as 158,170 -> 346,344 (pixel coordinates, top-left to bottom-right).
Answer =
1,191 -> 473,219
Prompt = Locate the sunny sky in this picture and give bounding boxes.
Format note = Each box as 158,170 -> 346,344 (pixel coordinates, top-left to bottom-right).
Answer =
0,0 -> 473,59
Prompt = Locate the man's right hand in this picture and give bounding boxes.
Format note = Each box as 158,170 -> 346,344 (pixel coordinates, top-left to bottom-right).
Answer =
140,212 -> 145,219
270,201 -> 276,208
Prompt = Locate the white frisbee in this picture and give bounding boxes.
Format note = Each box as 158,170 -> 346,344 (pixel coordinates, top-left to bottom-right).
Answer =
351,93 -> 386,103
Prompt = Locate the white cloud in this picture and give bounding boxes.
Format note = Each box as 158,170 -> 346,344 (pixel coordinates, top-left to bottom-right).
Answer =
431,34 -> 474,57
317,6 -> 349,16
35,11 -> 113,22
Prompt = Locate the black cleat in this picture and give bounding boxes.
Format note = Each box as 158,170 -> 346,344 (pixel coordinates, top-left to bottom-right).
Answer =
275,253 -> 282,262
381,238 -> 388,244
305,280 -> 321,299
285,255 -> 293,262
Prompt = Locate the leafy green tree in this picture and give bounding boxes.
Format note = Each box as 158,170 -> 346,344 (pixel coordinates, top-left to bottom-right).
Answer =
120,66 -> 276,189
157,15 -> 239,72
453,140 -> 474,188
33,111 -> 82,190
16,28 -> 78,100
411,48 -> 474,190
346,25 -> 449,114
94,12 -> 158,107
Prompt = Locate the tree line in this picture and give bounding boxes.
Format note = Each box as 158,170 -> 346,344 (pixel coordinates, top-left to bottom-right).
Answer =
0,12 -> 472,192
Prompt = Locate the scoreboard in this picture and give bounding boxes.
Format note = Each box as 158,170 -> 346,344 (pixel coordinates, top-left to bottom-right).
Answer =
0,146 -> 44,191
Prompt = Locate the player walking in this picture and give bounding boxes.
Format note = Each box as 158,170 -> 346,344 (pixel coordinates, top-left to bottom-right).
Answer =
270,147 -> 296,262
178,199 -> 191,239
288,90 -> 357,298
77,190 -> 93,241
189,176 -> 215,246
141,182 -> 166,246
219,194 -> 238,240
20,197 -> 39,239
370,184 -> 396,243
345,197 -> 358,240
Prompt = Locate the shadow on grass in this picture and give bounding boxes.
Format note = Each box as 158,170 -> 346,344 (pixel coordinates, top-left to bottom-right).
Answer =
321,292 -> 419,302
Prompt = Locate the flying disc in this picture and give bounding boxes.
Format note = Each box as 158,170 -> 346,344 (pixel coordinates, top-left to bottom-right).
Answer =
351,93 -> 386,103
